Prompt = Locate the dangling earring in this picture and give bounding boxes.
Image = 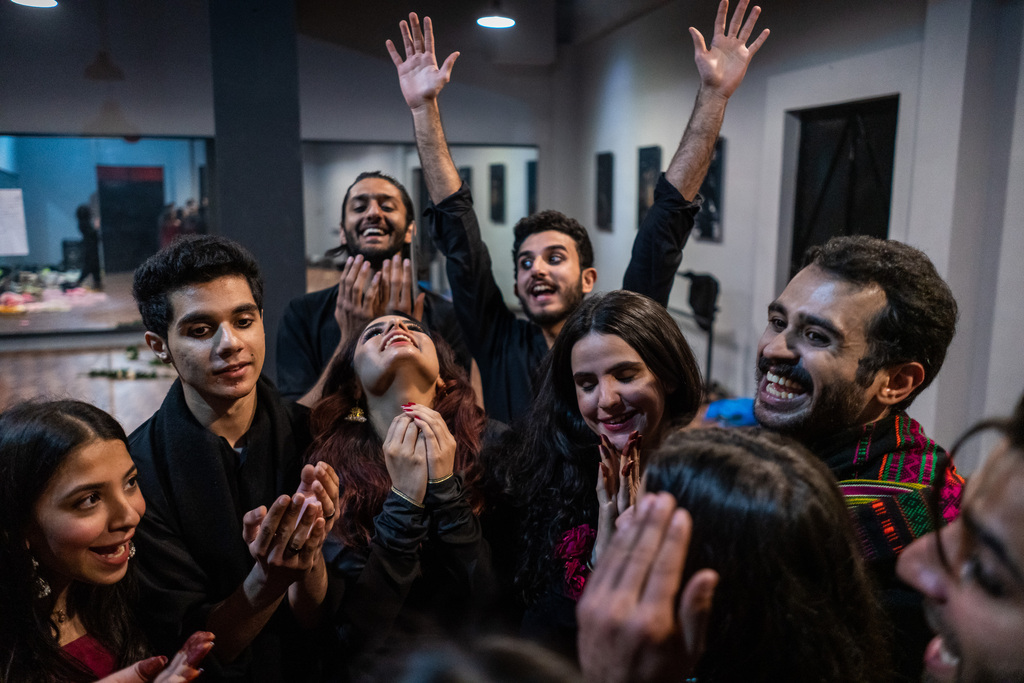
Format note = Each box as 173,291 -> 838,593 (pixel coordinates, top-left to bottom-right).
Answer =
345,406 -> 367,423
31,556 -> 51,598
128,540 -> 136,559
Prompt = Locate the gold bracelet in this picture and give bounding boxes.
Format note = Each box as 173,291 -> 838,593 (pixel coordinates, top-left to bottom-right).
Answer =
427,472 -> 454,484
390,485 -> 425,508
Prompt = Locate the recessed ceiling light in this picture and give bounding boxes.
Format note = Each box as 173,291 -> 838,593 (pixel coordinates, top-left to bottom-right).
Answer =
477,15 -> 515,29
10,0 -> 58,7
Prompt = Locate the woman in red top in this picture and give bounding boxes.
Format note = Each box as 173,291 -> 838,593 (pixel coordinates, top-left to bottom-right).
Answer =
0,400 -> 213,682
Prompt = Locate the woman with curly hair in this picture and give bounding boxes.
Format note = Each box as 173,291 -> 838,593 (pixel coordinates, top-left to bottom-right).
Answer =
0,399 -> 213,683
496,290 -> 703,655
308,313 -> 494,667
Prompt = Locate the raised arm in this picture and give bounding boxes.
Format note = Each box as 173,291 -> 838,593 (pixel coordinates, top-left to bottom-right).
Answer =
665,0 -> 769,200
387,13 -> 462,203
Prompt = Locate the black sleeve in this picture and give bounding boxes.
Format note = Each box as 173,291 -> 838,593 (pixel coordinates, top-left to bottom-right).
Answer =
425,184 -> 520,362
622,172 -> 702,306
331,491 -> 429,654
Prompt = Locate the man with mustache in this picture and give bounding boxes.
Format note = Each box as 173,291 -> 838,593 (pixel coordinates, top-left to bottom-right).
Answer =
754,234 -> 964,678
388,0 -> 769,424
276,170 -> 478,406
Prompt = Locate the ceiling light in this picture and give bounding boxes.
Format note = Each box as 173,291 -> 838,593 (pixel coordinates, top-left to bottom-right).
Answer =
477,1 -> 514,29
10,0 -> 58,7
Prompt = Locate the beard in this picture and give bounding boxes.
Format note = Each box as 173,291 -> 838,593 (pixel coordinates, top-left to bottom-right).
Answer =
521,277 -> 586,327
753,356 -> 870,444
342,220 -> 408,269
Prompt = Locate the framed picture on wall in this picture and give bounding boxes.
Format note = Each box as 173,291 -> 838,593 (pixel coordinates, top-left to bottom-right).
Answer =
637,145 -> 661,228
489,164 -> 506,224
693,137 -> 725,242
526,160 -> 537,215
458,166 -> 472,193
596,152 -> 613,232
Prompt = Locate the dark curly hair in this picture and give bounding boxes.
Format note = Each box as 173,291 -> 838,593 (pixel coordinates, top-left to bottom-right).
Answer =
500,290 -> 703,602
132,235 -> 264,339
645,427 -> 892,683
805,235 -> 957,411
0,400 -> 149,683
511,211 -> 594,273
307,316 -> 486,548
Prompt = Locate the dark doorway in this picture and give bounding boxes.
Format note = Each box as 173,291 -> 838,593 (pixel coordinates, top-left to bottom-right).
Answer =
96,166 -> 165,272
790,96 -> 898,277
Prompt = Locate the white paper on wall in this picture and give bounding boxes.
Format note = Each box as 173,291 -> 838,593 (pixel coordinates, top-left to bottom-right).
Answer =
0,189 -> 28,256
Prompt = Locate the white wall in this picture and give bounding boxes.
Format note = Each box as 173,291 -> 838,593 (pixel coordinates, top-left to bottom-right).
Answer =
545,0 -> 1024,470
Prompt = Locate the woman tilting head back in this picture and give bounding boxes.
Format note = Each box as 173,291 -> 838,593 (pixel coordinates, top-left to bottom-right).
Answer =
643,427 -> 891,683
308,314 -> 490,666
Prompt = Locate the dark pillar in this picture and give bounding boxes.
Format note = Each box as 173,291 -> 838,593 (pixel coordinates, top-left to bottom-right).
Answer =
208,1 -> 305,385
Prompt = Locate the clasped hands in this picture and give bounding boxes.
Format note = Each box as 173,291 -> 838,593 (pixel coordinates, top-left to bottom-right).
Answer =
241,461 -> 340,591
383,403 -> 456,507
334,254 -> 426,338
593,431 -> 642,566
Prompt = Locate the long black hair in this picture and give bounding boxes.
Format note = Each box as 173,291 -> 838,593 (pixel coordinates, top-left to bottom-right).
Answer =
644,427 -> 891,683
0,400 -> 149,683
499,290 -> 703,601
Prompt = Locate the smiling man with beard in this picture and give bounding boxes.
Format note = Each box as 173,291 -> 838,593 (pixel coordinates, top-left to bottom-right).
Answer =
389,1 -> 769,423
754,234 -> 965,679
276,171 -> 476,406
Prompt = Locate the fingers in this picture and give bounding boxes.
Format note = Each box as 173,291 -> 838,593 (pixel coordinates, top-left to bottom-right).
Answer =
180,631 -> 216,669
714,0 -> 729,37
250,495 -> 291,556
400,17 -> 414,57
288,493 -> 322,554
412,292 -> 426,321
386,38 -> 403,68
747,27 -> 770,57
679,569 -> 719,660
616,493 -> 679,593
440,51 -> 460,80
638,507 -> 692,608
409,13 -> 424,52
737,3 -> 760,42
242,505 -> 267,544
727,0 -> 749,37
423,15 -> 435,56
314,461 -> 340,518
689,26 -> 707,55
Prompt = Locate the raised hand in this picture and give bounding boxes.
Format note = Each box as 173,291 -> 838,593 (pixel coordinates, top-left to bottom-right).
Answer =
577,493 -> 719,683
334,254 -> 383,336
242,494 -> 327,592
401,402 -> 456,482
383,414 -> 429,505
294,461 -> 340,534
593,431 -> 642,565
384,254 -> 427,321
386,13 -> 460,111
690,0 -> 770,99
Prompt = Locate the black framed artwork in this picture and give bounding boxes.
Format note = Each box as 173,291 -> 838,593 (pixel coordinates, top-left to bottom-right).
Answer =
693,137 -> 725,242
489,163 -> 505,224
526,160 -> 537,216
596,152 -> 613,231
637,145 -> 662,228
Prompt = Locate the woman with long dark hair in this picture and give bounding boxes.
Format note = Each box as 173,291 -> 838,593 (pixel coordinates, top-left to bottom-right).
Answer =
639,427 -> 891,682
500,290 -> 703,654
0,399 -> 213,683
308,314 -> 491,664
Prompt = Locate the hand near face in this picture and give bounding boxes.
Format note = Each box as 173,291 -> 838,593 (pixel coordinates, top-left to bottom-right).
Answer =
97,631 -> 215,683
387,13 -> 460,111
294,462 -> 340,534
383,414 -> 428,505
401,403 -> 456,482
593,432 -> 642,565
577,493 -> 719,683
242,494 -> 327,592
382,254 -> 426,322
690,0 -> 769,100
335,255 -> 383,337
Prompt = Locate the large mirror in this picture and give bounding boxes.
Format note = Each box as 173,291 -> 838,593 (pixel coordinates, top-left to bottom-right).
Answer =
0,136 -> 538,339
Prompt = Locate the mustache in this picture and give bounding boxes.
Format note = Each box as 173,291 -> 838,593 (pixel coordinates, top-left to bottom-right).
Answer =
756,356 -> 813,388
